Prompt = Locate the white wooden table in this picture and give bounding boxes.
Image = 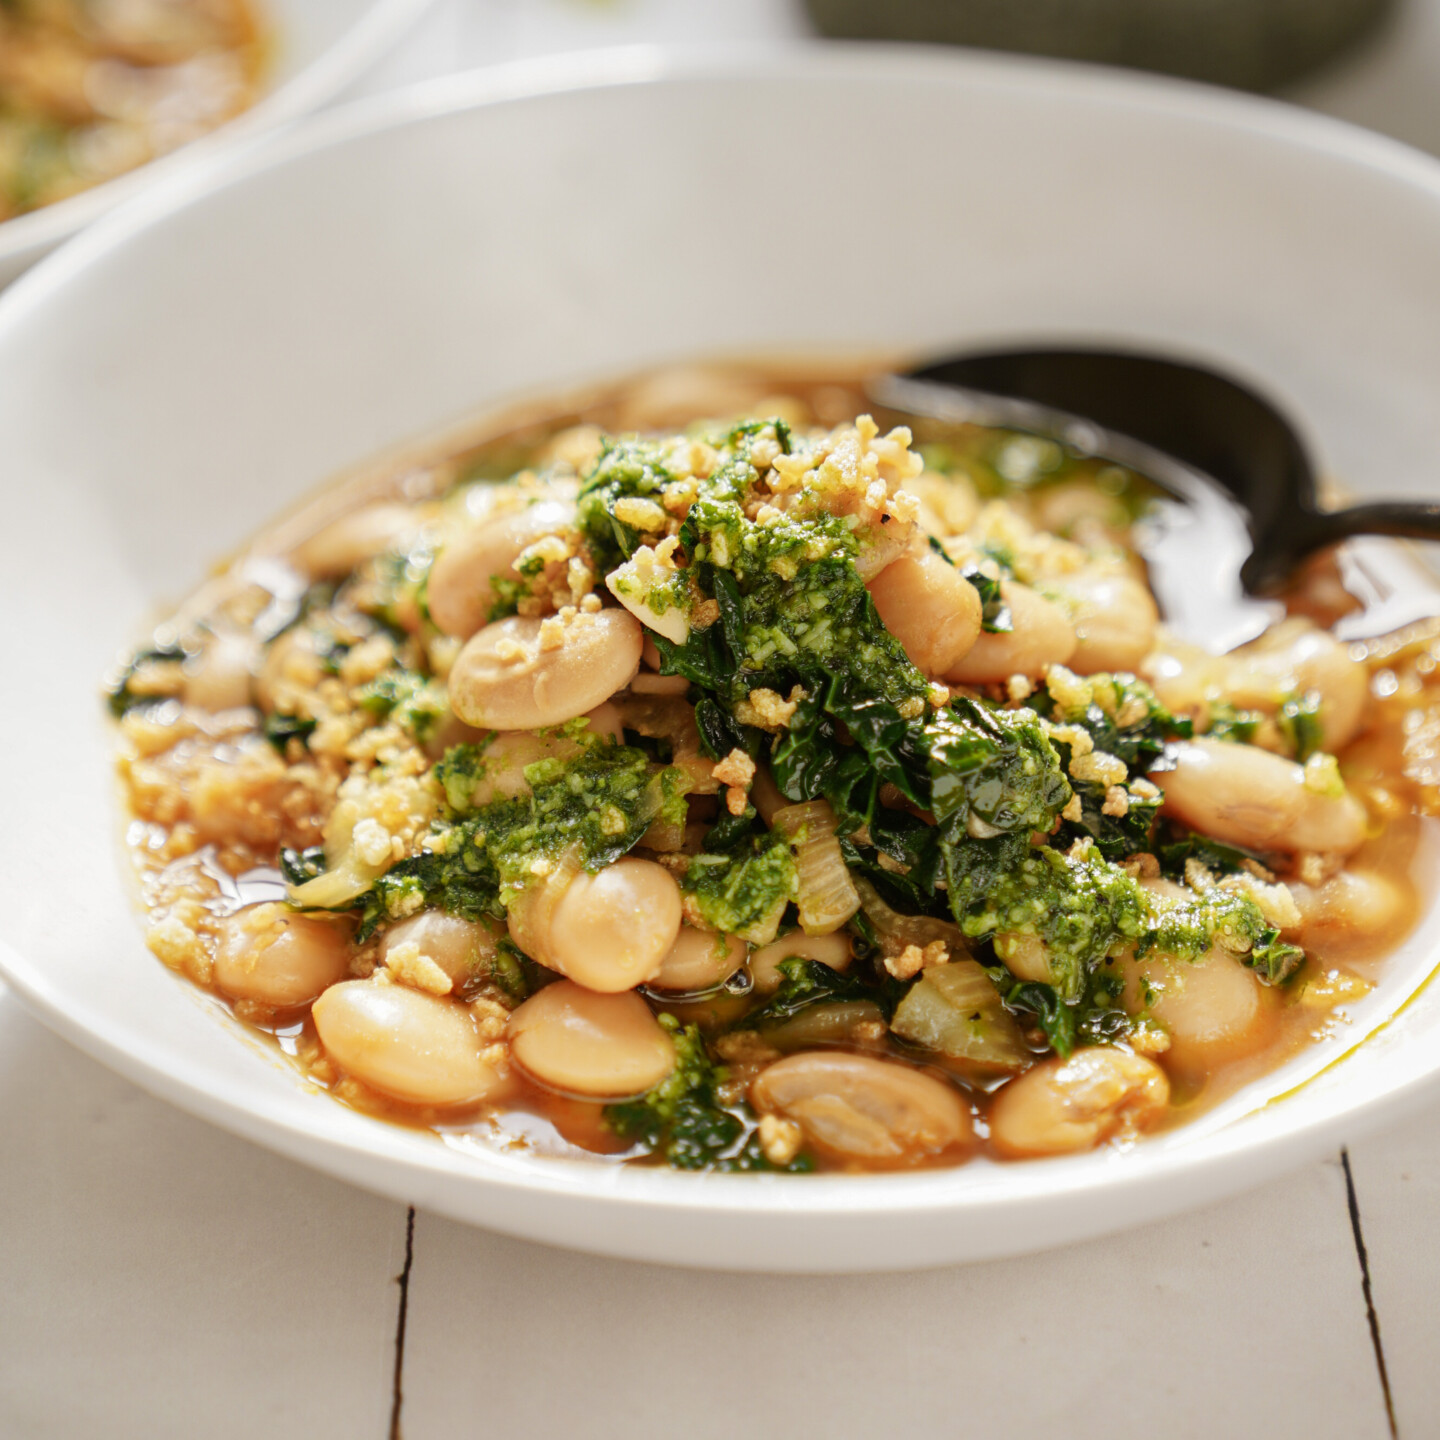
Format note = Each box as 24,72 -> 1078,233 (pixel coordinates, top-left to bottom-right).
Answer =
5,3 -> 1440,1434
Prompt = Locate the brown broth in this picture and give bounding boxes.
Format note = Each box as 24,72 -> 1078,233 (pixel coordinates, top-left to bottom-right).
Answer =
112,362 -> 1440,1173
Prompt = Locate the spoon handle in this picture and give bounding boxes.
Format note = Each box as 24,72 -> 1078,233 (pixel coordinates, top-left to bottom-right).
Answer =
1310,500 -> 1440,544
1242,501 -> 1440,591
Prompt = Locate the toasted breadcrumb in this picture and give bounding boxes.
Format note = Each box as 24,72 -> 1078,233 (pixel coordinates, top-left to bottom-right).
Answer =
884,940 -> 948,980
734,686 -> 803,729
1101,785 -> 1130,818
711,748 -> 757,789
757,1114 -> 804,1167
385,940 -> 453,996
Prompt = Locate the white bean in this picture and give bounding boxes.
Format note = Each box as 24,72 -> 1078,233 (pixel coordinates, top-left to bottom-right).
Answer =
1050,569 -> 1158,676
867,548 -> 982,676
650,926 -> 748,992
294,502 -> 422,580
993,931 -> 1053,984
988,1047 -> 1169,1157
1289,869 -> 1416,956
381,911 -> 502,990
1146,623 -> 1368,753
449,610 -> 642,730
1156,737 -> 1367,854
1121,946 -> 1270,1072
508,857 -> 683,992
507,982 -> 675,1099
749,930 -> 853,993
213,904 -> 352,1008
751,1052 -> 973,1163
427,500 -> 577,639
1227,622 -> 1368,752
943,581 -> 1076,683
183,630 -> 260,712
312,980 -> 509,1107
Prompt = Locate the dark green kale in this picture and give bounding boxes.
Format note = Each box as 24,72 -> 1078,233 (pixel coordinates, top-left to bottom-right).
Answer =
993,968 -> 1132,1058
1031,670 -> 1190,769
957,558 -> 1012,632
1277,690 -> 1325,763
590,425 -> 1074,855
1206,701 -> 1264,746
280,845 -> 327,886
317,741 -> 677,939
264,712 -> 318,752
1156,827 -> 1268,879
743,957 -> 892,1028
105,643 -> 187,717
926,699 -> 1072,836
606,1016 -> 814,1171
1248,929 -> 1307,985
355,668 -> 447,745
481,937 -> 532,1005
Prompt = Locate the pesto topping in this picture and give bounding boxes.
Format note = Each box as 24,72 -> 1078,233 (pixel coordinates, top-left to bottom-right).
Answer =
354,736 -> 682,938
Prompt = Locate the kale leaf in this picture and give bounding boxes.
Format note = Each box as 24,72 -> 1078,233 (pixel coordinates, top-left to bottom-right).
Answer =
684,830 -> 798,943
606,1017 -> 814,1172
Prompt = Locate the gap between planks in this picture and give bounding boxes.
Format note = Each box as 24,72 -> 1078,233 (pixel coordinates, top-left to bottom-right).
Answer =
390,1207 -> 416,1440
1342,1148 -> 1398,1439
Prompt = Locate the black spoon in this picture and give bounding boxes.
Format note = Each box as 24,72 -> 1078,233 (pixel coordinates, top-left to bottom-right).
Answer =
869,348 -> 1440,650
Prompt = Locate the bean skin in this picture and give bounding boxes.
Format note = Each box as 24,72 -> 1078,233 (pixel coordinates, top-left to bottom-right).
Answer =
988,1048 -> 1169,1158
449,610 -> 642,730
1155,737 -> 1366,854
428,500 -> 577,639
650,926 -> 748,993
293,502 -> 422,580
867,548 -> 982,676
313,980 -> 509,1107
213,904 -> 351,1008
508,857 -> 683,993
943,581 -> 1076,683
507,982 -> 675,1099
751,1052 -> 973,1163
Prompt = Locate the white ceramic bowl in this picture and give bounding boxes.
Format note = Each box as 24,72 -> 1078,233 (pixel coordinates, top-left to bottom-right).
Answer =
0,0 -> 433,288
3,48 -> 1440,1272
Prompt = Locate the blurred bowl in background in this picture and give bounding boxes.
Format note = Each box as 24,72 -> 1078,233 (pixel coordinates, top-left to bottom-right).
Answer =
804,0 -> 1396,91
0,0 -> 434,288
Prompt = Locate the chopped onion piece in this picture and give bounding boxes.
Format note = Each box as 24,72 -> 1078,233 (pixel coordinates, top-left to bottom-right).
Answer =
760,1000 -> 886,1051
772,800 -> 861,935
890,961 -> 1030,1074
853,877 -> 966,953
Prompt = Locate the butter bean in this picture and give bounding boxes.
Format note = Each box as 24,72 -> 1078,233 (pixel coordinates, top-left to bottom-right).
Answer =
944,581 -> 1076,683
213,904 -> 351,1008
751,1052 -> 973,1163
650,926 -> 748,993
428,500 -> 577,639
313,980 -> 508,1107
988,1047 -> 1169,1158
508,857 -> 682,992
507,982 -> 675,1099
867,549 -> 982,676
294,502 -> 422,580
449,610 -> 642,730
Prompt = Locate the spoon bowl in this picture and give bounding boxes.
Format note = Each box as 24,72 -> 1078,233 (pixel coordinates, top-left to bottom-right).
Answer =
870,347 -> 1440,648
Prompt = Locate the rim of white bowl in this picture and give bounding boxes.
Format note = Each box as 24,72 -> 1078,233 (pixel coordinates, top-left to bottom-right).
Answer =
0,0 -> 436,270
4,43 -> 1440,1245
